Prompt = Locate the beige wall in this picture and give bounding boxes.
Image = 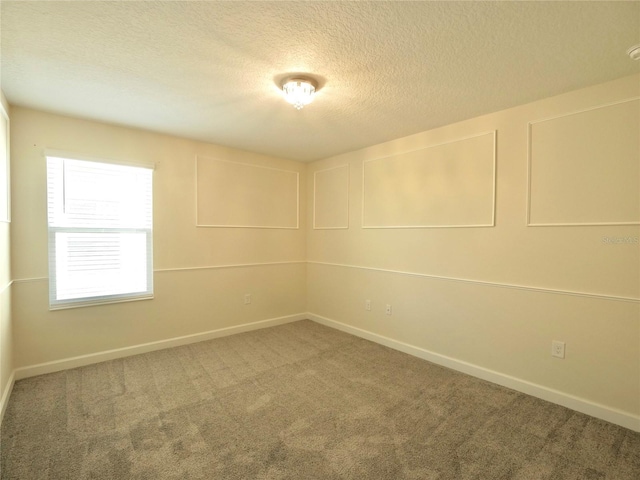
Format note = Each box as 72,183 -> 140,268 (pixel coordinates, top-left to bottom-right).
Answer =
0,91 -> 12,419
307,74 -> 640,417
10,108 -> 307,367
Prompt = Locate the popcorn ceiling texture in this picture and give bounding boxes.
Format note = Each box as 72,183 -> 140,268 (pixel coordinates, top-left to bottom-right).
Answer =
1,1 -> 639,161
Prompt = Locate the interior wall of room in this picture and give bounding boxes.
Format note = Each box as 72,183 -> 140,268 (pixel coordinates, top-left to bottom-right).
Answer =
0,91 -> 13,420
306,74 -> 640,429
4,74 -> 639,431
10,107 -> 307,373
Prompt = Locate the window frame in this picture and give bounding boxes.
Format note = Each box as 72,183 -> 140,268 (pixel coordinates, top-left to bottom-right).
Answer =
0,102 -> 10,223
46,151 -> 154,310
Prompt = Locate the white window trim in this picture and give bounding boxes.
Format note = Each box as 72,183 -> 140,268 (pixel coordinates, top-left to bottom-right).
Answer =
0,103 -> 10,223
46,153 -> 154,310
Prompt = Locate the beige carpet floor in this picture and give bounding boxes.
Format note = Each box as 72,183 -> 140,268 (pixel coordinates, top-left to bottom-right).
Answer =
1,320 -> 639,479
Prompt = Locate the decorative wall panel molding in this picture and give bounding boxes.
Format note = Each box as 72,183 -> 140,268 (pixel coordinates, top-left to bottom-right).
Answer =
306,260 -> 640,304
12,261 -> 307,284
196,156 -> 299,228
528,98 -> 640,226
0,104 -> 9,223
362,131 -> 496,228
314,164 -> 349,229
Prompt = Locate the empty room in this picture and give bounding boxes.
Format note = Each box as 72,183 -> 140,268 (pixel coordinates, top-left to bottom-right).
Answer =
0,1 -> 639,479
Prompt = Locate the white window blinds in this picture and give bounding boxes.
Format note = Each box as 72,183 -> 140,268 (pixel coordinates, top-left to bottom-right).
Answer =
47,155 -> 153,309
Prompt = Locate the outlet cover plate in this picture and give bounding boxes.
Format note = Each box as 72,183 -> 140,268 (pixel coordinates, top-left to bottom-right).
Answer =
551,340 -> 565,359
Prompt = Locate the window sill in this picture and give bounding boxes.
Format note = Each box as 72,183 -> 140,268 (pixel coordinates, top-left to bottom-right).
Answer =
49,294 -> 154,311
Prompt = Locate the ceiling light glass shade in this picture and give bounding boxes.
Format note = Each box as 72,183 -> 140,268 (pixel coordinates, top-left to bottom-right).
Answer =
282,78 -> 316,110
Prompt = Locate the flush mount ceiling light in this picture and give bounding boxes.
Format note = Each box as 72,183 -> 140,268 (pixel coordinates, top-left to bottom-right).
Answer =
627,44 -> 640,60
282,77 -> 317,110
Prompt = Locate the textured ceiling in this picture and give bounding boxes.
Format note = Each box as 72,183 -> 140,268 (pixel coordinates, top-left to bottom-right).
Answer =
1,1 -> 639,162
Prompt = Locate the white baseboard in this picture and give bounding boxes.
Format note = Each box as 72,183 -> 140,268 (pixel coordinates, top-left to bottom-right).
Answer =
14,313 -> 306,381
308,313 -> 640,433
0,370 -> 16,425
9,312 -> 639,433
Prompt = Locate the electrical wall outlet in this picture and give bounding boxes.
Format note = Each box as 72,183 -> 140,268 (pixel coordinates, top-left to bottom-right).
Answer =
551,340 -> 565,359
244,293 -> 252,305
365,299 -> 371,311
386,304 -> 392,315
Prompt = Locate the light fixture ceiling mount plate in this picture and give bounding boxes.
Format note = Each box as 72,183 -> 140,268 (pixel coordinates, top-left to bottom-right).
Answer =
627,44 -> 640,61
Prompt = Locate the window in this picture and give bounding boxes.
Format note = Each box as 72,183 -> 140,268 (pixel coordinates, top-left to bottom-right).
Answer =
0,104 -> 9,222
46,155 -> 153,309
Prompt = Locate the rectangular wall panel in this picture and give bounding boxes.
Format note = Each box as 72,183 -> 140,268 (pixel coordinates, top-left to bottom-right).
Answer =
528,98 -> 640,226
314,164 -> 349,229
0,105 -> 9,223
196,156 -> 299,228
362,131 -> 496,228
